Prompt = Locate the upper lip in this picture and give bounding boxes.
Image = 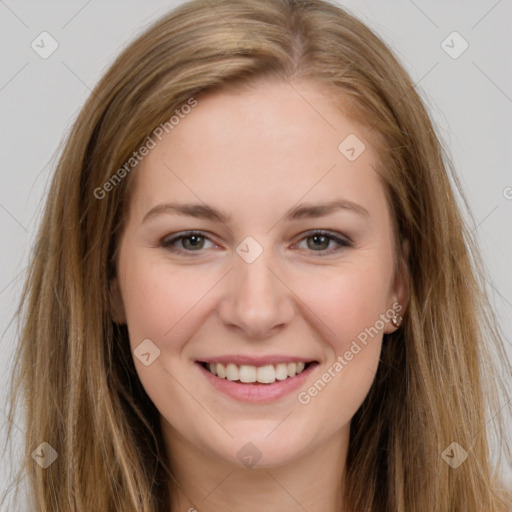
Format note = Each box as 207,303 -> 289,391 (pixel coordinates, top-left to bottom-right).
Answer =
198,355 -> 317,366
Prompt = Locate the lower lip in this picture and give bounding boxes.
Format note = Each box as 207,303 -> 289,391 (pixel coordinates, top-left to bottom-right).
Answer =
196,362 -> 318,403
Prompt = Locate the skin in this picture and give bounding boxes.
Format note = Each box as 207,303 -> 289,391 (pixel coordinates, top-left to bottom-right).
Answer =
111,79 -> 409,512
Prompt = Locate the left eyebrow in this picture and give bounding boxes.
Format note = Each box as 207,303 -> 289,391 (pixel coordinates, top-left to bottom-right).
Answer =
141,197 -> 370,225
284,199 -> 370,221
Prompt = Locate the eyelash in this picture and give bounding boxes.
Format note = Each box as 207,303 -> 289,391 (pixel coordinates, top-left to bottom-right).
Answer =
160,230 -> 353,257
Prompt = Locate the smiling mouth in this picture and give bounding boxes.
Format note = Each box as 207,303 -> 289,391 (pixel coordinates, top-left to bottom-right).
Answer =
199,361 -> 317,384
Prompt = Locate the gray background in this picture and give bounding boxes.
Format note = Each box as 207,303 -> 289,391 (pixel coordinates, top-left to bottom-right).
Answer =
1,0 -> 511,506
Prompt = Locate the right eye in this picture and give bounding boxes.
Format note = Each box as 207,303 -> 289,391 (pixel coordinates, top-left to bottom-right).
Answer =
160,231 -> 218,255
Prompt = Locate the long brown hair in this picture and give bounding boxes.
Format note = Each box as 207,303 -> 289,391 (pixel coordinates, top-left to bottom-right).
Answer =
3,0 -> 511,510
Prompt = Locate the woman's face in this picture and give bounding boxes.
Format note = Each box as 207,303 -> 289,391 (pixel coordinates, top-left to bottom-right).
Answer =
112,79 -> 408,468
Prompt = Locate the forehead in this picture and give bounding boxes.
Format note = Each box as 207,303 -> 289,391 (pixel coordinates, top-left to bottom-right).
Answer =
126,79 -> 388,226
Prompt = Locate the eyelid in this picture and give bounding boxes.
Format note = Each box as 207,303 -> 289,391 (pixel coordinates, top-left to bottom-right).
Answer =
160,230 -> 218,253
291,229 -> 353,256
293,229 -> 353,246
160,229 -> 353,256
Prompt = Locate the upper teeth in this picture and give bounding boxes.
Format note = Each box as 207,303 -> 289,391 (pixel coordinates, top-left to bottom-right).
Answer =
206,362 -> 307,384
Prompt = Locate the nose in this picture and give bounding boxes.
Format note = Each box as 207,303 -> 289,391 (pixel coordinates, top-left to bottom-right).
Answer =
217,246 -> 296,339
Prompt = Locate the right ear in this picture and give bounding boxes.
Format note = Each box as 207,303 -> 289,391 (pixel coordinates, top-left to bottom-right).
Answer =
109,276 -> 127,325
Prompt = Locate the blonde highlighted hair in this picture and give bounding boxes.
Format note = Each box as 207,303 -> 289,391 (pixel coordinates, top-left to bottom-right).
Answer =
3,0 -> 511,510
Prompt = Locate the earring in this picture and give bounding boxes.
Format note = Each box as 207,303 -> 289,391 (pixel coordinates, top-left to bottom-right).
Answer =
391,311 -> 403,328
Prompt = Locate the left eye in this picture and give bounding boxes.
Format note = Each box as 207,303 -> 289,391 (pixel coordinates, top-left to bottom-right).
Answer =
295,231 -> 351,253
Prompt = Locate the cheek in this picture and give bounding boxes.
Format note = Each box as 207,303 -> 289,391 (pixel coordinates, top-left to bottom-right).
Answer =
295,271 -> 387,423
291,261 -> 390,410
296,262 -> 392,346
119,258 -> 218,344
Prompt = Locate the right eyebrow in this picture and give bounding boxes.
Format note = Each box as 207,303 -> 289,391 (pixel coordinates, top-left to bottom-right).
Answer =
142,202 -> 230,224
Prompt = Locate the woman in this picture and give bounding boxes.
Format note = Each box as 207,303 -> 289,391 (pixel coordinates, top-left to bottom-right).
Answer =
4,0 -> 511,510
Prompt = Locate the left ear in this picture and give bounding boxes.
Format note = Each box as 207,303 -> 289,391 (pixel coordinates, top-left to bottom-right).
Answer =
384,238 -> 410,333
